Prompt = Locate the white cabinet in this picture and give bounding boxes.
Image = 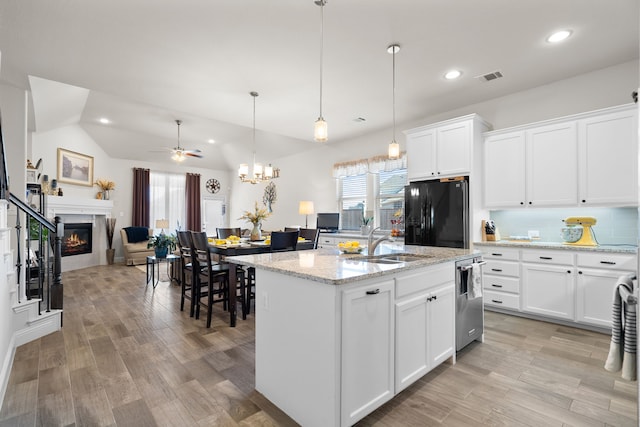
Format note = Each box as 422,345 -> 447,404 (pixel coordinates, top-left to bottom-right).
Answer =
395,265 -> 454,393
484,132 -> 526,208
342,280 -> 394,426
483,104 -> 637,209
405,114 -> 489,181
526,121 -> 578,206
578,107 -> 638,205
484,122 -> 577,208
521,250 -> 575,321
482,247 -> 521,310
575,253 -> 636,328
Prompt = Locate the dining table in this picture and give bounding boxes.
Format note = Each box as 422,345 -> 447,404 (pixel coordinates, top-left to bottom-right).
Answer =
209,238 -> 315,327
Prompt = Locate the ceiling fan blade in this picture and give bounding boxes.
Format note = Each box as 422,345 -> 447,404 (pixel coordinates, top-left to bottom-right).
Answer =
185,152 -> 203,158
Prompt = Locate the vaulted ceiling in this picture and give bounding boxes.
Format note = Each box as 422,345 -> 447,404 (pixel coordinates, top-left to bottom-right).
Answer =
0,0 -> 637,170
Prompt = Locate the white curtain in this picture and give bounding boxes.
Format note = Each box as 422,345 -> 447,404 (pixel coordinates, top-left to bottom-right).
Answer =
333,152 -> 407,177
150,171 -> 186,233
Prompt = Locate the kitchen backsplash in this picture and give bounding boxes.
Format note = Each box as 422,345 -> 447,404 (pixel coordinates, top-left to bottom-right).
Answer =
489,207 -> 638,246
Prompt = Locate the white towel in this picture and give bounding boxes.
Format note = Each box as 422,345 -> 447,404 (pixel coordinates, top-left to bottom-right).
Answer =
468,262 -> 483,299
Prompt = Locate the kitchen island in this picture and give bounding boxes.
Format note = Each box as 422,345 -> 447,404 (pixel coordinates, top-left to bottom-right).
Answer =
226,245 -> 476,427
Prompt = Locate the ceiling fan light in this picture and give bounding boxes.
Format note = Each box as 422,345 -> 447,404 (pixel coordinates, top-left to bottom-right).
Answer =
388,140 -> 400,160
314,117 -> 328,142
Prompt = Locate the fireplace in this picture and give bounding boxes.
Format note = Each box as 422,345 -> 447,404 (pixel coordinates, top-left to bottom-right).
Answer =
62,223 -> 93,257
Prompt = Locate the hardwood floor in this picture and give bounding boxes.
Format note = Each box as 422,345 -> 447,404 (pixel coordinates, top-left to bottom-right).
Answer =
0,264 -> 637,426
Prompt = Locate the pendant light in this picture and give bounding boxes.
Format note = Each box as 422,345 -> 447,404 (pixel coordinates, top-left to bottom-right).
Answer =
238,92 -> 280,184
387,44 -> 400,160
314,0 -> 328,142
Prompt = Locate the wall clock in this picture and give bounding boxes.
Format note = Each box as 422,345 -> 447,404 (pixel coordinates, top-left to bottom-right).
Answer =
206,178 -> 221,194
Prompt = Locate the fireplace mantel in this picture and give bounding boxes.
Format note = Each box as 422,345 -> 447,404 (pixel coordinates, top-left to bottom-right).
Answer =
46,196 -> 113,219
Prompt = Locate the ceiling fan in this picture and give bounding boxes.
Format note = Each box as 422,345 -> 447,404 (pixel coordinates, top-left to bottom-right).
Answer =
162,119 -> 203,162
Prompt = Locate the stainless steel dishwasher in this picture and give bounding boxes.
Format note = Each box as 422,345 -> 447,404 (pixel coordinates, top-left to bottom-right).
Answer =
455,255 -> 485,351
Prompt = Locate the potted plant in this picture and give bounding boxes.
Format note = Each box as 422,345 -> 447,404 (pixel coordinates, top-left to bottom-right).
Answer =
360,214 -> 373,235
147,233 -> 177,258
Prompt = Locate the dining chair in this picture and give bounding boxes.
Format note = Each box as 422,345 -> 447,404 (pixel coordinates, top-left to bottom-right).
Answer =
298,228 -> 320,249
246,230 -> 299,316
270,230 -> 299,252
176,231 -> 196,317
190,231 -> 231,328
217,227 -> 242,239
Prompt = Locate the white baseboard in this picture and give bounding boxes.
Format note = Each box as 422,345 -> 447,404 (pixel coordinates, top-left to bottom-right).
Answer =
15,310 -> 62,347
0,334 -> 16,411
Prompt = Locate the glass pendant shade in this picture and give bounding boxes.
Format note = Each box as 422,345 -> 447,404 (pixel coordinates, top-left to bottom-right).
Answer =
264,164 -> 273,178
238,163 -> 249,177
314,117 -> 328,142
253,162 -> 263,178
388,140 -> 400,160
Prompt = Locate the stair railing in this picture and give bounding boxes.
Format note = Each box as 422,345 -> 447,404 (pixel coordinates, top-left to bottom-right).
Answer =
8,193 -> 62,314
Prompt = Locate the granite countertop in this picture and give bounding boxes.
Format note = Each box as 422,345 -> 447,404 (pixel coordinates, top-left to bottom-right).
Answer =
473,240 -> 637,254
225,244 -> 478,285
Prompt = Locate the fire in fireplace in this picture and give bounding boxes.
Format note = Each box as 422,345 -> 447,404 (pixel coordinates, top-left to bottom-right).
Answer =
62,223 -> 92,257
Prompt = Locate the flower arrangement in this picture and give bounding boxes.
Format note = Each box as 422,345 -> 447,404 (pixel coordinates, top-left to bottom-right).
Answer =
391,209 -> 404,237
147,233 -> 177,251
361,214 -> 373,226
239,201 -> 271,226
95,178 -> 115,191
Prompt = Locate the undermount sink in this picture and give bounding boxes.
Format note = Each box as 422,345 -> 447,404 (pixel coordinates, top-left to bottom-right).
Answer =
358,253 -> 432,264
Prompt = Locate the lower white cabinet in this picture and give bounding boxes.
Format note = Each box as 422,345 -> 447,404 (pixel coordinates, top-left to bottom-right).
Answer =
395,282 -> 454,393
522,263 -> 575,320
576,269 -> 620,328
342,280 -> 394,427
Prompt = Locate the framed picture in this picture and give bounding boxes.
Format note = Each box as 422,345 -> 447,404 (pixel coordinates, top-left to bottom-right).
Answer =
26,169 -> 37,184
57,148 -> 94,187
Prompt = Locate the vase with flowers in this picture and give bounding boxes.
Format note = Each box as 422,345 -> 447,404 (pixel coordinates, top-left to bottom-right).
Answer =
239,201 -> 271,241
95,178 -> 115,200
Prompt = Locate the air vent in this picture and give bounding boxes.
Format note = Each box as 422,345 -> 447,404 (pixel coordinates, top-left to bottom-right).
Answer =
475,70 -> 503,82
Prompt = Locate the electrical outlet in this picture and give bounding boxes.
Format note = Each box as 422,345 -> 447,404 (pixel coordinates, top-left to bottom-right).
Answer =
528,230 -> 540,239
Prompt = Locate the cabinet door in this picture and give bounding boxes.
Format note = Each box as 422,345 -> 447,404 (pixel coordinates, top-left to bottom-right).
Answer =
342,280 -> 394,426
522,264 -> 575,320
578,109 -> 638,205
436,120 -> 470,177
484,132 -> 526,208
427,283 -> 455,366
395,293 -> 429,393
407,128 -> 436,181
526,122 -> 578,206
576,268 -> 627,328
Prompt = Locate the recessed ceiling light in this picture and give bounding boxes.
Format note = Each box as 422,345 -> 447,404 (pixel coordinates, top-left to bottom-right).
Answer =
207,139 -> 215,144
547,30 -> 572,43
99,118 -> 110,124
444,70 -> 462,80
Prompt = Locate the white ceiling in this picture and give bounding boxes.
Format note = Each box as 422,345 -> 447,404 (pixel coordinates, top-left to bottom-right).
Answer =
0,0 -> 637,171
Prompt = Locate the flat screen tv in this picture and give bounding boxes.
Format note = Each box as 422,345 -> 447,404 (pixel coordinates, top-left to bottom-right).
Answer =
316,213 -> 339,232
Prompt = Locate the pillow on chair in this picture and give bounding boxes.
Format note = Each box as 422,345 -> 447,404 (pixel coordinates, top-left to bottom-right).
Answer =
124,226 -> 150,243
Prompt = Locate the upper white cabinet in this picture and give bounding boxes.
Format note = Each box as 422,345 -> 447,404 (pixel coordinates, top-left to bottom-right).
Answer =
405,114 -> 489,181
483,104 -> 637,208
578,108 -> 638,205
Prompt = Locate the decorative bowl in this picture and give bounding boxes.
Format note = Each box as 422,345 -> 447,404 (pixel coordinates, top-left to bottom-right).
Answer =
561,226 -> 582,243
340,247 -> 364,254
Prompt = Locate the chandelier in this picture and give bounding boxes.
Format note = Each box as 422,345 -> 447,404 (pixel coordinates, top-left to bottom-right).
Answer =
238,92 -> 280,184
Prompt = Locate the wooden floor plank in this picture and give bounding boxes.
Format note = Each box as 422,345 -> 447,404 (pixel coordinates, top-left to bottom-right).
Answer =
0,264 -> 636,426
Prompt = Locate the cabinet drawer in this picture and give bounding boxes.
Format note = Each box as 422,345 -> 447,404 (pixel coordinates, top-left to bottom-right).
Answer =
521,250 -> 573,265
576,252 -> 636,270
483,275 -> 519,294
396,263 -> 452,299
484,290 -> 520,310
480,247 -> 520,261
484,260 -> 519,277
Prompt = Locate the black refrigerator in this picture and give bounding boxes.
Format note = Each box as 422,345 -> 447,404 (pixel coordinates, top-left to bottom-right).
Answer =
404,177 -> 469,248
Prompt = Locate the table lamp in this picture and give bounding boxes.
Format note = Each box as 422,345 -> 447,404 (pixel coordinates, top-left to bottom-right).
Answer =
298,201 -> 314,228
155,219 -> 170,235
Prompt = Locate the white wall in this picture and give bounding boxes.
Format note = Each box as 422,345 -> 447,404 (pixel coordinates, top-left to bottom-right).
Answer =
31,124 -> 231,263
229,61 -> 639,230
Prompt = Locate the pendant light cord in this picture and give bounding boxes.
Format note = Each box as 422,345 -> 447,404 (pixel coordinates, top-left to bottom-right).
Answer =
319,0 -> 324,118
392,47 -> 396,142
252,92 -> 257,167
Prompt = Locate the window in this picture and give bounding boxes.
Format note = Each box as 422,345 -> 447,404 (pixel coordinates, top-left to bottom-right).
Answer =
338,168 -> 407,231
376,169 -> 407,230
339,173 -> 367,230
150,171 -> 186,232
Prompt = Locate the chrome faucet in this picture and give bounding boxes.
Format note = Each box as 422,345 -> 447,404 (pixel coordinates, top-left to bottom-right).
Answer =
368,226 -> 394,255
